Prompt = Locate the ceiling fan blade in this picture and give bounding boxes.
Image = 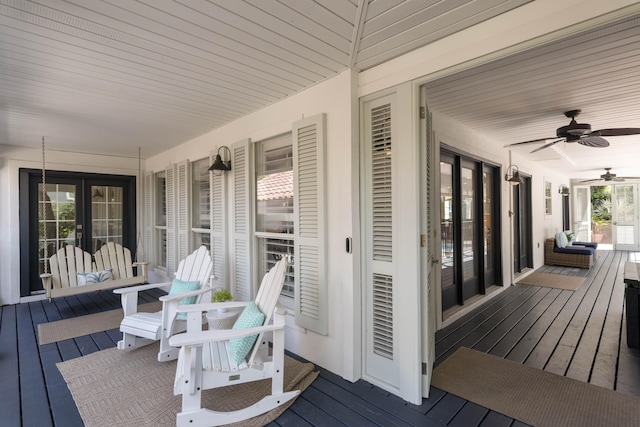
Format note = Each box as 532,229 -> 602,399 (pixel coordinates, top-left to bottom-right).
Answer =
612,177 -> 625,182
578,178 -> 601,184
621,176 -> 640,180
593,128 -> 640,137
579,135 -> 609,147
504,137 -> 557,147
530,138 -> 563,153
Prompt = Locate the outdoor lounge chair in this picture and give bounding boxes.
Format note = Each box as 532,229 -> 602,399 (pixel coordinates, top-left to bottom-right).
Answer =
169,257 -> 298,427
40,242 -> 149,300
115,245 -> 213,362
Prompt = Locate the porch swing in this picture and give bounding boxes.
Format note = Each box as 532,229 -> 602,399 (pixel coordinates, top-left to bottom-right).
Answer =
39,138 -> 149,300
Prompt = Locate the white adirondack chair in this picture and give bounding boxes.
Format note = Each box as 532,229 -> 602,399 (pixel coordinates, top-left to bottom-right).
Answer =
169,257 -> 298,427
40,243 -> 148,300
114,246 -> 213,362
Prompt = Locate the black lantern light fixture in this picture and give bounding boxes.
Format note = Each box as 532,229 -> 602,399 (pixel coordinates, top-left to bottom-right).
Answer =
559,184 -> 570,196
208,146 -> 231,175
504,164 -> 525,186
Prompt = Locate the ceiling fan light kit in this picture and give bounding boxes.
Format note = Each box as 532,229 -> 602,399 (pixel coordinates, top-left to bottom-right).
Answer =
505,109 -> 640,153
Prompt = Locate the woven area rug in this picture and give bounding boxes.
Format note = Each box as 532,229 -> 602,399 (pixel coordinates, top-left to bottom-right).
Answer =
38,301 -> 162,345
432,347 -> 640,427
57,342 -> 318,427
517,272 -> 585,291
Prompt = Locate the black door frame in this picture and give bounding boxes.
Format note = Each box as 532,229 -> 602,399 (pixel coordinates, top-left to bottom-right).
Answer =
440,147 -> 502,310
513,175 -> 533,273
19,168 -> 136,297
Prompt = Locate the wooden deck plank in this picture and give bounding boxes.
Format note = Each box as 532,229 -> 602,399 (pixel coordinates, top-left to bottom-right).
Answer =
472,287 -> 552,354
522,260 -> 603,370
0,305 -> 21,427
564,251 -> 623,381
544,251 -> 620,376
424,393 -> 466,425
479,411 -> 517,427
488,288 -> 563,358
287,395 -> 347,426
16,302 -> 54,427
437,285 -> 541,364
448,401 -> 489,427
504,289 -> 573,363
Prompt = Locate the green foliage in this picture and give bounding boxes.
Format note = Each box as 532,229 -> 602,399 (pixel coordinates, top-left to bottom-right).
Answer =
212,288 -> 233,303
590,186 -> 611,225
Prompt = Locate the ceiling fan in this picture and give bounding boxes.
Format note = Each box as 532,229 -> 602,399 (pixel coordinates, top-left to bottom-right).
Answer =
505,110 -> 640,153
579,168 -> 640,184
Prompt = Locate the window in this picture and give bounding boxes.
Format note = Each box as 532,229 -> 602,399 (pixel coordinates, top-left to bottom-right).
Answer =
255,134 -> 295,297
545,180 -> 552,215
155,171 -> 167,269
191,158 -> 211,251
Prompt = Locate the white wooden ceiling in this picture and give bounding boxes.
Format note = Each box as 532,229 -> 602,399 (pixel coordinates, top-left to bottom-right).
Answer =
1,0 -> 639,183
0,0 -> 530,158
423,12 -> 640,181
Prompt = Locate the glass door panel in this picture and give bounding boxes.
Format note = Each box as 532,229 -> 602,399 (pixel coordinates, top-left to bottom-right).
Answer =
440,157 -> 456,309
461,165 -> 477,284
613,184 -> 638,250
37,182 -> 78,276
91,185 -> 124,252
573,185 -> 591,241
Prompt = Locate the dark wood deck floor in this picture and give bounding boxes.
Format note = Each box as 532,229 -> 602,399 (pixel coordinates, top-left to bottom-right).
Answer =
1,249 -> 639,426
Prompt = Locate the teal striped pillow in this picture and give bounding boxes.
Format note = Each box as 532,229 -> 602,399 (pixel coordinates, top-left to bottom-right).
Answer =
169,279 -> 201,320
229,301 -> 265,365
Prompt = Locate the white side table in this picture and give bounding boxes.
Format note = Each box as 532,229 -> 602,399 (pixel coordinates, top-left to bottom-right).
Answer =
206,308 -> 241,330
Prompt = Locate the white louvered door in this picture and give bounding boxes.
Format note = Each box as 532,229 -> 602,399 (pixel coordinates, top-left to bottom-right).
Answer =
363,96 -> 399,387
421,102 -> 436,397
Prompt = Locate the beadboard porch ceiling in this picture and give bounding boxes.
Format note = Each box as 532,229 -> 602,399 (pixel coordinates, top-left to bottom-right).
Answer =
1,0 -> 640,180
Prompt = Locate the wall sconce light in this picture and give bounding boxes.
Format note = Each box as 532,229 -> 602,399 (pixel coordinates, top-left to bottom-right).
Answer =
504,164 -> 525,186
208,146 -> 232,175
559,184 -> 570,196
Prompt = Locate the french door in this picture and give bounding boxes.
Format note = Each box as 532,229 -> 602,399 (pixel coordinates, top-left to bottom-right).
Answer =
440,150 -> 501,311
612,184 -> 638,250
19,169 -> 136,296
512,175 -> 533,274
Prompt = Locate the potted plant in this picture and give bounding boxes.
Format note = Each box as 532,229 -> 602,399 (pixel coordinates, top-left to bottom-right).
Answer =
212,288 -> 233,312
564,230 -> 575,243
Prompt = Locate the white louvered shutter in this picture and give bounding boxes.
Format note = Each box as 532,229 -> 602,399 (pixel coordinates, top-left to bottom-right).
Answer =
364,96 -> 398,387
143,171 -> 154,267
231,139 -> 252,301
423,104 -> 436,396
293,114 -> 327,335
176,160 -> 191,262
210,150 -> 227,291
165,163 -> 177,276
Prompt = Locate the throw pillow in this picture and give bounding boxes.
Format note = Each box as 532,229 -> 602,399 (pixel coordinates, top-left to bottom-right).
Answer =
555,231 -> 568,248
169,279 -> 201,320
77,269 -> 113,286
229,301 -> 265,365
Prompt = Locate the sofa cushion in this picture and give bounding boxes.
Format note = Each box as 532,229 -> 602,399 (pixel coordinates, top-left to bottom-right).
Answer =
572,241 -> 598,249
555,232 -> 568,248
553,245 -> 594,255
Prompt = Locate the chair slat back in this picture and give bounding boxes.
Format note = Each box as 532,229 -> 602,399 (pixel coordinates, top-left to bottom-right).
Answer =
246,257 -> 288,365
49,246 -> 94,289
175,246 -> 213,290
94,242 -> 134,280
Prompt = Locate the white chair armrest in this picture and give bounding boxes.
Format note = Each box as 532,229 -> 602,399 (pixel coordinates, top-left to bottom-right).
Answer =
113,282 -> 170,295
169,322 -> 285,347
159,287 -> 210,302
176,301 -> 250,314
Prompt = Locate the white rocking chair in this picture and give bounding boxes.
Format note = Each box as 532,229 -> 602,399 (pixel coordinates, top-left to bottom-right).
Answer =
114,246 -> 213,362
169,257 -> 297,427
